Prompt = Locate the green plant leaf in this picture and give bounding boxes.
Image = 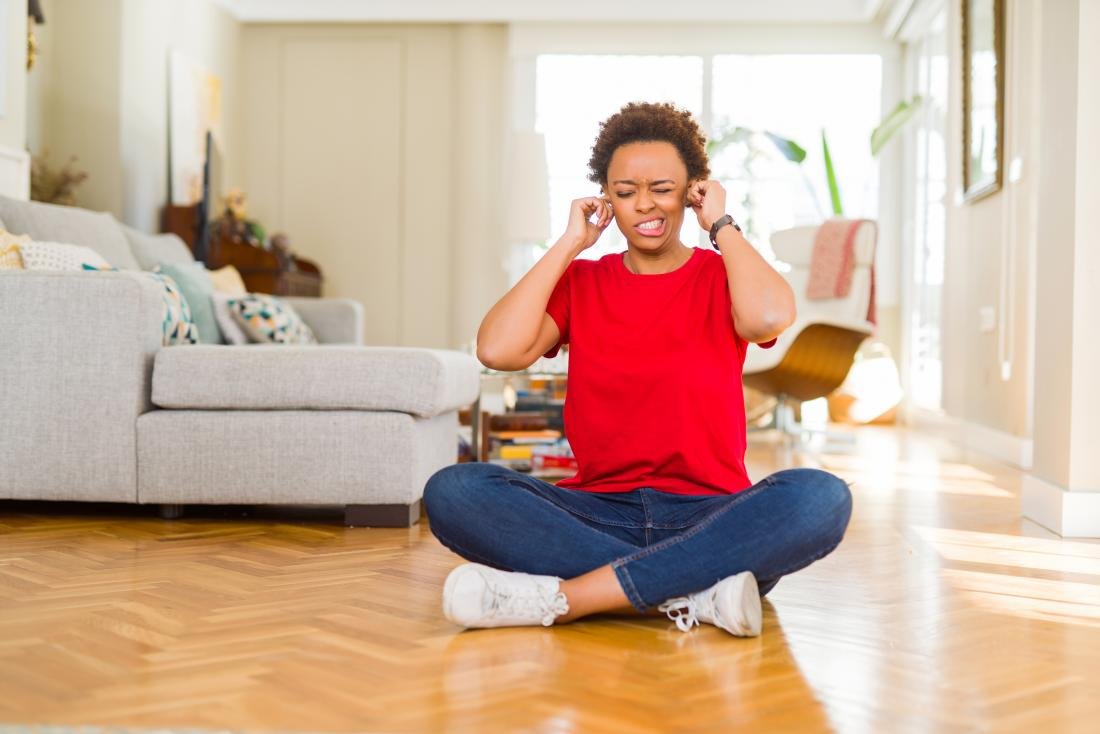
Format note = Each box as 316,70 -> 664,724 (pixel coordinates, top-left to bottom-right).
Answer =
822,130 -> 844,217
871,95 -> 924,156
763,132 -> 807,164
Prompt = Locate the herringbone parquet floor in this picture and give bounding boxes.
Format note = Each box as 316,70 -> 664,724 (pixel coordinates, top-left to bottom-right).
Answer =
2,427 -> 1099,733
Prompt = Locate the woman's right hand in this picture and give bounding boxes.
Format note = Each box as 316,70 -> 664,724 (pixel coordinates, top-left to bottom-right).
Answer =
563,196 -> 614,253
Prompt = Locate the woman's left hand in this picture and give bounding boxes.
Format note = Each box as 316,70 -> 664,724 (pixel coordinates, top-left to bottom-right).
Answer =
687,180 -> 727,233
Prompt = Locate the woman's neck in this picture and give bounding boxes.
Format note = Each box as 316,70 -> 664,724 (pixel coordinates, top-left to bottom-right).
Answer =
623,242 -> 693,275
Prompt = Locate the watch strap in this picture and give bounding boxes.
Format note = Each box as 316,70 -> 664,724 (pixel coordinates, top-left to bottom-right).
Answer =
709,214 -> 740,249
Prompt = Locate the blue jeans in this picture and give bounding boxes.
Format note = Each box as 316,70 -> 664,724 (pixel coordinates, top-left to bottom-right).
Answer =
423,463 -> 852,612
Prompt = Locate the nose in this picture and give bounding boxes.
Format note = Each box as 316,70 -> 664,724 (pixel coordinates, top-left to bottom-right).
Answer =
635,189 -> 654,213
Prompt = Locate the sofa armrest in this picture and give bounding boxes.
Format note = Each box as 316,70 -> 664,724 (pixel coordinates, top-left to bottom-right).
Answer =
0,270 -> 164,501
282,297 -> 364,345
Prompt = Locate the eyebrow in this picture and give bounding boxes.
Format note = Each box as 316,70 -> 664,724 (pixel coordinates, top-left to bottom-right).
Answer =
611,179 -> 676,186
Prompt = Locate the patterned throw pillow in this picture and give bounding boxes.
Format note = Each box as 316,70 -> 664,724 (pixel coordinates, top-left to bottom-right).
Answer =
21,240 -> 112,271
83,265 -> 198,346
227,293 -> 318,345
210,292 -> 250,345
1,229 -> 31,269
154,262 -> 221,344
0,244 -> 23,270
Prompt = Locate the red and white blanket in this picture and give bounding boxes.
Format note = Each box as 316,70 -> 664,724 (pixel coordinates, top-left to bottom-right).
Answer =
806,218 -> 877,325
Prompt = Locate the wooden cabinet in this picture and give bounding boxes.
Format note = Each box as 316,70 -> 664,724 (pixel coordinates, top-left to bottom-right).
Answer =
162,204 -> 323,297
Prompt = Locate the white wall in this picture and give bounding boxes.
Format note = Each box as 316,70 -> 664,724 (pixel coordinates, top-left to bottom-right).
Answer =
0,0 -> 28,150
27,0 -> 241,230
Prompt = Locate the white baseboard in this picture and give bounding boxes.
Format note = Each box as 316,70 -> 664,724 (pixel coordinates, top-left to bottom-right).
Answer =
910,408 -> 1034,469
1022,474 -> 1100,538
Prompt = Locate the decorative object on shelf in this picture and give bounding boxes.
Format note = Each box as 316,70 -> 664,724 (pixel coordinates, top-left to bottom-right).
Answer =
169,51 -> 223,207
30,153 -> 88,206
219,188 -> 266,247
163,189 -> 322,297
27,0 -> 45,71
962,0 -> 1004,202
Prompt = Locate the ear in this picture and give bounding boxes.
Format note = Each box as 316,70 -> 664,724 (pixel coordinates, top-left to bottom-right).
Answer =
683,180 -> 698,207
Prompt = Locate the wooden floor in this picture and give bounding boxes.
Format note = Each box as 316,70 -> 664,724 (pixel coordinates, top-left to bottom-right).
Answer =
2,427 -> 1099,733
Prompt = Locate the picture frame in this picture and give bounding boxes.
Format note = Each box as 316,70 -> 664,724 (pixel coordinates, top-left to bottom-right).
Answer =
961,0 -> 1005,202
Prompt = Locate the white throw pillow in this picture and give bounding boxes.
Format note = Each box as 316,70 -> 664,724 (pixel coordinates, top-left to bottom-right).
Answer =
21,240 -> 112,271
211,292 -> 250,345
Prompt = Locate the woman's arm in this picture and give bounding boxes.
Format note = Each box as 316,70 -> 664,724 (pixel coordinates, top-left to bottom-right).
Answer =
476,197 -> 612,371
688,181 -> 796,343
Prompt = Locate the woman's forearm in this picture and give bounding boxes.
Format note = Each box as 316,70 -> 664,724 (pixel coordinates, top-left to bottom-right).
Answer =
476,235 -> 582,369
715,226 -> 796,342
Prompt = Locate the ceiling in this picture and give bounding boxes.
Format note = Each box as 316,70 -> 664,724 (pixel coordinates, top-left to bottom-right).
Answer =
214,0 -> 899,25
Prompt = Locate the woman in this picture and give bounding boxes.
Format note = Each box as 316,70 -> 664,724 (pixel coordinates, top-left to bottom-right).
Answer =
424,102 -> 852,636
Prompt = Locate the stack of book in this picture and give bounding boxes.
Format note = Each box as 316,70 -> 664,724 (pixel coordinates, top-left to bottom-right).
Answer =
487,413 -> 576,477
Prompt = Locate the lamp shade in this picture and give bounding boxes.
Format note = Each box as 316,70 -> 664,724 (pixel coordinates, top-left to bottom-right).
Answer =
505,131 -> 551,243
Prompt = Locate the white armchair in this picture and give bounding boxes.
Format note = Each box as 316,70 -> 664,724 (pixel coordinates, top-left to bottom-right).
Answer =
743,222 -> 877,431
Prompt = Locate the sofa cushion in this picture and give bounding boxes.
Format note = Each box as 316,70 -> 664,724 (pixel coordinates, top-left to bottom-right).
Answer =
22,240 -> 112,271
152,345 -> 480,417
0,195 -> 140,270
0,244 -> 23,269
0,230 -> 31,270
121,224 -> 194,270
209,265 -> 247,294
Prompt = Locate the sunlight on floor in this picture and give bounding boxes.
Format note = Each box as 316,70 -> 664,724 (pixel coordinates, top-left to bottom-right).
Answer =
915,524 -> 1100,578
944,566 -> 1100,629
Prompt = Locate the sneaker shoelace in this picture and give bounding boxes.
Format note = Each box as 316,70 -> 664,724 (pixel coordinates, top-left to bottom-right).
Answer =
488,584 -> 569,627
658,596 -> 700,632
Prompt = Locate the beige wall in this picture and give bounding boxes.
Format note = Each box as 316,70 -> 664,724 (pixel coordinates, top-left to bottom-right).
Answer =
240,23 -> 508,349
939,0 -> 1039,440
0,0 -> 28,150
28,0 -> 240,230
28,0 -> 124,215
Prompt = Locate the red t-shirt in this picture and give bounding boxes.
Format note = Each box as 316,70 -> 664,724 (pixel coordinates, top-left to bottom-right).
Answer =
544,247 -> 773,496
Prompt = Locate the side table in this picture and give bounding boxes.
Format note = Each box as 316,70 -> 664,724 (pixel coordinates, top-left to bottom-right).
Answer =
470,370 -> 567,462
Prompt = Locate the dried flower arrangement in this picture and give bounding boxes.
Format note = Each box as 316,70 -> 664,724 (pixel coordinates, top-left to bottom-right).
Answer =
30,153 -> 89,206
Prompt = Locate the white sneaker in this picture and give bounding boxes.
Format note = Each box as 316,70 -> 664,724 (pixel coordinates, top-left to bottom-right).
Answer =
658,571 -> 762,637
443,563 -> 570,629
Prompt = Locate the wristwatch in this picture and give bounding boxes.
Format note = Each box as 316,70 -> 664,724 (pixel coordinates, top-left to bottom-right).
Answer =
709,214 -> 741,249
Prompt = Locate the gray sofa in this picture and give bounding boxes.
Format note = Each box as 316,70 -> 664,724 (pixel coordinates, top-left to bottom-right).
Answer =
0,196 -> 479,526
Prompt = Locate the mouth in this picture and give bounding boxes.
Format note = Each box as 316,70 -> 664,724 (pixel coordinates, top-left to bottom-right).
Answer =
633,218 -> 666,237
